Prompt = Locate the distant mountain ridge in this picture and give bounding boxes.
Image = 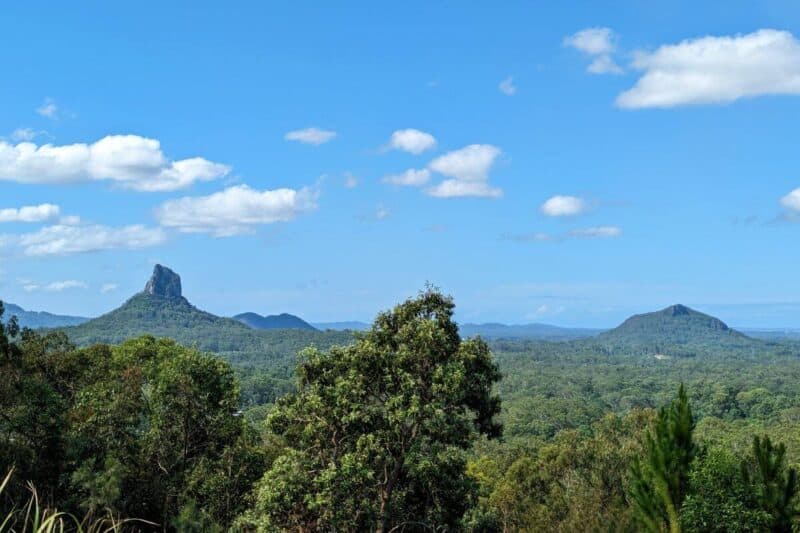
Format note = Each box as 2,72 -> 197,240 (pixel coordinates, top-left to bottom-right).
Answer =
61,265 -> 351,364
459,322 -> 602,341
597,304 -> 752,346
234,312 -> 316,330
313,321 -> 370,331
1,302 -> 89,329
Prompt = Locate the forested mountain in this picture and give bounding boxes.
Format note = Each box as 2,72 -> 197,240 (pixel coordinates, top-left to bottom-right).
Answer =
1,302 -> 89,328
61,265 -> 351,367
234,312 -> 316,330
596,304 -> 753,347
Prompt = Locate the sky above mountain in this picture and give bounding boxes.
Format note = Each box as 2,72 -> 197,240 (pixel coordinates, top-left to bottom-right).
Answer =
2,1 -> 800,327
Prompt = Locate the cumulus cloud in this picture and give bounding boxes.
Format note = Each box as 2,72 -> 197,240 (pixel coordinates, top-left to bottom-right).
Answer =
781,188 -> 800,212
617,29 -> 800,108
540,195 -> 588,217
383,168 -> 430,186
155,184 -> 318,236
499,76 -> 517,95
24,280 -> 88,292
388,129 -> 437,154
284,127 -> 336,145
0,203 -> 60,223
426,144 -> 502,198
0,135 -> 230,191
564,27 -> 623,74
36,98 -> 58,119
2,223 -> 167,256
569,225 -> 622,238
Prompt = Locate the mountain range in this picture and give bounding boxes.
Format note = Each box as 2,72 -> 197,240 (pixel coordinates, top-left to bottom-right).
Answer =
0,302 -> 89,329
3,265 -> 786,356
58,265 -> 351,366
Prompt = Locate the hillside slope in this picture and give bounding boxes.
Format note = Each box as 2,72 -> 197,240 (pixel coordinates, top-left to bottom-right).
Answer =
596,304 -> 753,348
234,312 -> 316,330
1,302 -> 89,329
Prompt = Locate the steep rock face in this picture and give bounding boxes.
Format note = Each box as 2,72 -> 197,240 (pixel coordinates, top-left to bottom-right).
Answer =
144,264 -> 182,299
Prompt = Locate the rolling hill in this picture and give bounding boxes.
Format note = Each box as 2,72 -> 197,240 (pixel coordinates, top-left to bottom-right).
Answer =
1,302 -> 89,329
595,304 -> 754,348
234,312 -> 316,330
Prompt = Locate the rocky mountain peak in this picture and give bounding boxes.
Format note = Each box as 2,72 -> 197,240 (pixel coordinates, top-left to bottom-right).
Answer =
144,264 -> 182,299
664,304 -> 691,317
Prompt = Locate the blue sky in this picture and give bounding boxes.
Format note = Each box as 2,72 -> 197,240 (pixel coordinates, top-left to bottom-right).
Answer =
3,1 -> 800,327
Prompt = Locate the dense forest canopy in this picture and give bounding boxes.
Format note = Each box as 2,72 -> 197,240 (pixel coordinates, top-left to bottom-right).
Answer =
3,292 -> 800,531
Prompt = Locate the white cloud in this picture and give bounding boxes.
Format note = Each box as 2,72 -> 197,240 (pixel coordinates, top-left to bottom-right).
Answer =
3,223 -> 167,256
588,55 -> 624,74
0,135 -> 230,191
504,232 -> 553,242
506,225 -> 622,242
499,76 -> 517,95
100,283 -> 118,293
569,225 -> 622,238
59,215 -> 81,225
375,205 -> 390,220
10,128 -> 40,142
36,98 -> 58,119
426,144 -> 503,198
388,129 -> 436,154
344,173 -> 359,188
284,127 -> 336,145
540,195 -> 588,217
383,168 -> 430,186
23,279 -> 88,292
155,184 -> 318,236
781,188 -> 800,211
617,29 -> 800,108
564,27 -> 622,75
0,203 -> 60,223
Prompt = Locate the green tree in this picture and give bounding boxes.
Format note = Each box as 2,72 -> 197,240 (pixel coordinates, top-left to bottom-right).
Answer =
741,435 -> 798,532
245,289 -> 502,531
630,384 -> 696,533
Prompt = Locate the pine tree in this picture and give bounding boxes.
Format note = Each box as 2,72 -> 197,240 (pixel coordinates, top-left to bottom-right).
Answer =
741,435 -> 798,532
630,384 -> 696,533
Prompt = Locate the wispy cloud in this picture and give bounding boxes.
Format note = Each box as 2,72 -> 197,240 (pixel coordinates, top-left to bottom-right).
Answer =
504,225 -> 622,242
498,76 -> 517,95
23,280 -> 88,292
284,127 -> 336,145
36,97 -> 58,119
100,283 -> 118,293
383,168 -> 430,186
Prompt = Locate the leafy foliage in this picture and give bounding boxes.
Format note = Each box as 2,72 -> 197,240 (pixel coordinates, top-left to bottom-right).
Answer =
244,289 -> 502,531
